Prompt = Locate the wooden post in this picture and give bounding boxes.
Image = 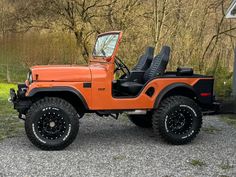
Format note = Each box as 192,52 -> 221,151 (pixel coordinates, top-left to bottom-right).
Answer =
233,48 -> 236,98
231,48 -> 236,113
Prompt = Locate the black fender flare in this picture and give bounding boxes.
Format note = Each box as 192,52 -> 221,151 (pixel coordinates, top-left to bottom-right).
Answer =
28,86 -> 89,110
153,83 -> 197,109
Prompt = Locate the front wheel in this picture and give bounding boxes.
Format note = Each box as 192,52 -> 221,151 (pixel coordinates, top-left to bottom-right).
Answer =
152,96 -> 202,145
25,97 -> 79,150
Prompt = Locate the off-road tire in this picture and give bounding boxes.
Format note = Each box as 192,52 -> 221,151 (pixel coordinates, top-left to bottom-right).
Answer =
128,112 -> 153,128
25,97 -> 79,150
152,96 -> 202,145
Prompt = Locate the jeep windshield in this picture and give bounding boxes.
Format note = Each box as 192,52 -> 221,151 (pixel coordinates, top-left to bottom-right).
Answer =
92,33 -> 119,58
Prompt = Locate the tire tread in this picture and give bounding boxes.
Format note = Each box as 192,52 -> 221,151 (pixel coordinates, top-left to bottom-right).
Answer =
152,96 -> 202,145
25,97 -> 79,150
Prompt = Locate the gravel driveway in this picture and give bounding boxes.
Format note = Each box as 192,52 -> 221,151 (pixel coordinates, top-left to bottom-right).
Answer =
0,115 -> 235,177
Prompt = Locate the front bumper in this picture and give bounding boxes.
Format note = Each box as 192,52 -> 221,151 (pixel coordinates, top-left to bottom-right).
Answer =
9,84 -> 32,116
9,88 -> 17,103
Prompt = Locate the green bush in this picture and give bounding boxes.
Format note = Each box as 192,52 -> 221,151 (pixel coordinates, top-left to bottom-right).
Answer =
207,66 -> 233,97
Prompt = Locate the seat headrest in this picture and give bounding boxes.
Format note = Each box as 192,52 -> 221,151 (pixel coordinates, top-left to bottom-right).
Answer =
159,46 -> 171,58
145,46 -> 154,59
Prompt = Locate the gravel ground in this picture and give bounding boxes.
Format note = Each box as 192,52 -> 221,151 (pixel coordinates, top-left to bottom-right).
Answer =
0,114 -> 235,177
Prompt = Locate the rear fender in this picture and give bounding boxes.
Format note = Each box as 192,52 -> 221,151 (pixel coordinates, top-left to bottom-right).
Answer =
154,83 -> 197,109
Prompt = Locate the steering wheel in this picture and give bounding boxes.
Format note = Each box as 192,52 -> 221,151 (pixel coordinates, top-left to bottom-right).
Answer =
114,57 -> 130,77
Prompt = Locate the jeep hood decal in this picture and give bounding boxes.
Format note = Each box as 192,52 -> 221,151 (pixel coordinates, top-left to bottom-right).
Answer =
31,65 -> 91,82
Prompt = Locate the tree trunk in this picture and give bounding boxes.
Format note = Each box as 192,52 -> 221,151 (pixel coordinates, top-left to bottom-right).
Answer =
232,48 -> 236,98
74,31 -> 89,63
153,0 -> 167,52
6,64 -> 11,83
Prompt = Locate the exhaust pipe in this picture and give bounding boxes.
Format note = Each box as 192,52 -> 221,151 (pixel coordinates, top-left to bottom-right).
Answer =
126,110 -> 147,115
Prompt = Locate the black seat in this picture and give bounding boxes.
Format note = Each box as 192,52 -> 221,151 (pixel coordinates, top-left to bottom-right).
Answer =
113,47 -> 154,95
120,46 -> 171,96
143,46 -> 171,82
117,47 -> 154,83
132,46 -> 154,71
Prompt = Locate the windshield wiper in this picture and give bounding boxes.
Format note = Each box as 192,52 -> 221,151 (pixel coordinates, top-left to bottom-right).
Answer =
101,49 -> 106,57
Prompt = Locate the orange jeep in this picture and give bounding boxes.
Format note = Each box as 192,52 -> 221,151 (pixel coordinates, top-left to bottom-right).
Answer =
10,31 -> 216,150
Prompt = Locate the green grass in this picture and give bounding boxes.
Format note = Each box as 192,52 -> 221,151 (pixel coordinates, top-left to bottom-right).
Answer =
219,160 -> 233,170
188,159 -> 206,167
220,115 -> 236,128
0,83 -> 17,114
113,154 -> 126,161
202,125 -> 222,134
0,83 -> 24,141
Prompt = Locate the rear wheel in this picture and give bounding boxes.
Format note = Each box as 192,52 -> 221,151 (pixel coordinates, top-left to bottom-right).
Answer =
25,97 -> 79,150
128,112 -> 152,128
152,96 -> 202,145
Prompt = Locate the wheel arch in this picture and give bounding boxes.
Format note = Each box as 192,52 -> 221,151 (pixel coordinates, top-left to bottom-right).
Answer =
154,83 -> 198,109
28,87 -> 89,114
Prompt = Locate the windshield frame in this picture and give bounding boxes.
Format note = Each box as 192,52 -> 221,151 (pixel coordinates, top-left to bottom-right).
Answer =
226,0 -> 236,18
91,31 -> 122,63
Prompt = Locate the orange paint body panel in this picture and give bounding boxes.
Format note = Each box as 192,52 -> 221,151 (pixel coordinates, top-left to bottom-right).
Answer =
26,61 -> 209,110
89,63 -> 203,110
31,65 -> 91,82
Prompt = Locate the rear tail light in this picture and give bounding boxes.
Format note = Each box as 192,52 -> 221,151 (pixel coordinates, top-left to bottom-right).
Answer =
200,93 -> 212,97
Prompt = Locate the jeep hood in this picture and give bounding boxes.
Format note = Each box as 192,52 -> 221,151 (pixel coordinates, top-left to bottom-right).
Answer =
31,65 -> 91,82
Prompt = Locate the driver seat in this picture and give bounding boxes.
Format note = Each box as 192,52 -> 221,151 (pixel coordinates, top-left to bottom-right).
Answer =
120,46 -> 171,96
113,47 -> 154,94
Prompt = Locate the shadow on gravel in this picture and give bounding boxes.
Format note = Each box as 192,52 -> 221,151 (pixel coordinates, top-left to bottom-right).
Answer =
75,126 -> 156,147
